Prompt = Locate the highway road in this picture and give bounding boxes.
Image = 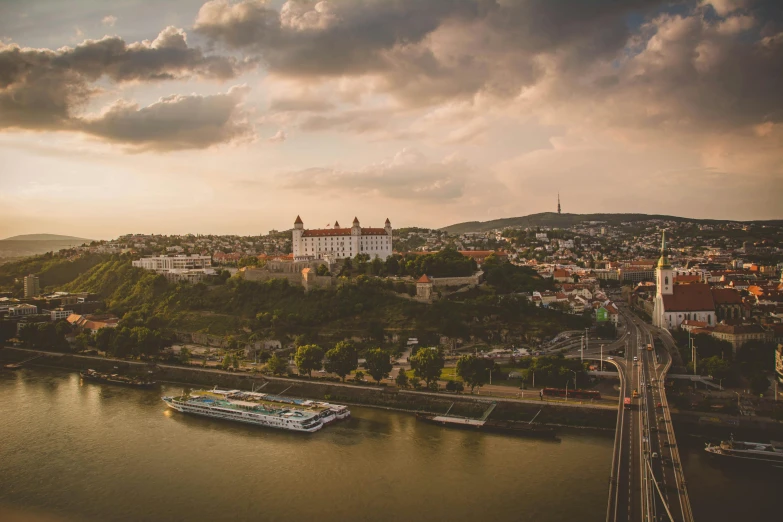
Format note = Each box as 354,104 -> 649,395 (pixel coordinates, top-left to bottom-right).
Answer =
603,305 -> 694,522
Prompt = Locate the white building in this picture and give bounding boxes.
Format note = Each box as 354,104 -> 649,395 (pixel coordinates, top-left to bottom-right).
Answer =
49,309 -> 74,321
132,255 -> 212,271
24,274 -> 40,298
292,216 -> 393,260
9,304 -> 38,316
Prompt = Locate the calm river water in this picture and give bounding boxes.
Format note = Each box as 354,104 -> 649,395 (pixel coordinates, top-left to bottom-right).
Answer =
0,369 -> 776,522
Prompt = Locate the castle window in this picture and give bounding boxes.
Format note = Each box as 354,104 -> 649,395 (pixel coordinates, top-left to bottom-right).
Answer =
665,276 -> 668,285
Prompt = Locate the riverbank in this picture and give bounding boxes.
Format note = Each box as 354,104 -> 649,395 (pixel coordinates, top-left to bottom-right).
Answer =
1,346 -> 617,430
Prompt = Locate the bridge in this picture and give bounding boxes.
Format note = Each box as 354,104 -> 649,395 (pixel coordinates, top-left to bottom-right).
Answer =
603,305 -> 694,522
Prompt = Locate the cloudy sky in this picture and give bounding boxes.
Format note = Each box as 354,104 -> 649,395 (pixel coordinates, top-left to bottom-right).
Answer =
1,0 -> 781,239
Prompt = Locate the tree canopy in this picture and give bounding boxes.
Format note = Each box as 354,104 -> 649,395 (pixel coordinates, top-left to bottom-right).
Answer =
294,344 -> 324,377
456,354 -> 493,392
324,341 -> 358,382
364,347 -> 393,383
410,347 -> 445,387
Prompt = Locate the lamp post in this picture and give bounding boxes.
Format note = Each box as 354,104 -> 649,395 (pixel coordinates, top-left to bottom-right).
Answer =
571,370 -> 578,391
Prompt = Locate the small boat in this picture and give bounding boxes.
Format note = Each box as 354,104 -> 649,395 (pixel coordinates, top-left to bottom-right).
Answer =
4,363 -> 23,370
79,369 -> 157,388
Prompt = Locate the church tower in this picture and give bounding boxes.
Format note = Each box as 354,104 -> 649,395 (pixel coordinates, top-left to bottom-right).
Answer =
656,230 -> 673,296
653,230 -> 674,328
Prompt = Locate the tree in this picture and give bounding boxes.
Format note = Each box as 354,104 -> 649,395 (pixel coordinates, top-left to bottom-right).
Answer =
266,354 -> 288,375
700,356 -> 732,380
445,380 -> 464,393
221,354 -> 232,370
232,354 -> 240,370
410,347 -> 445,387
749,373 -> 770,396
456,354 -> 492,392
179,347 -> 191,364
395,369 -> 409,388
73,332 -> 90,352
324,341 -> 358,382
316,264 -> 331,276
354,370 -> 365,382
365,347 -> 393,383
294,344 -> 324,377
95,327 -> 116,352
410,376 -> 422,389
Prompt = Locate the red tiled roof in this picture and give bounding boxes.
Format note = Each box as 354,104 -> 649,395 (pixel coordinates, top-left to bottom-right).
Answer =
301,227 -> 388,237
303,228 -> 351,237
662,283 -> 715,312
711,288 -> 743,305
416,274 -> 433,284
294,215 -> 303,224
712,324 -> 767,335
675,275 -> 701,283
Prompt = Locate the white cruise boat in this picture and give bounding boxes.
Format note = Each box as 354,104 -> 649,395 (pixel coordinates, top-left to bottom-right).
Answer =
209,389 -> 351,425
162,391 -> 323,433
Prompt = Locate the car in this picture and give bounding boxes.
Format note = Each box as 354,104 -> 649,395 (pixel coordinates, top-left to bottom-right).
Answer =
317,369 -> 327,374
652,452 -> 659,459
633,356 -> 638,362
656,402 -> 662,408
607,356 -> 614,360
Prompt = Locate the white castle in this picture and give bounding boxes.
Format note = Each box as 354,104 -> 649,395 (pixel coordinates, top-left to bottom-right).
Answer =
292,215 -> 393,261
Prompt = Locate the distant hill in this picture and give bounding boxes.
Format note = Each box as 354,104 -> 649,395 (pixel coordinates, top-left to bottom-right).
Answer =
0,234 -> 92,259
440,212 -> 783,234
1,234 -> 92,242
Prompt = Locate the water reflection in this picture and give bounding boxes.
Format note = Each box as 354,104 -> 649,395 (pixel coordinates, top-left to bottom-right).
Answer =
2,368 -> 613,522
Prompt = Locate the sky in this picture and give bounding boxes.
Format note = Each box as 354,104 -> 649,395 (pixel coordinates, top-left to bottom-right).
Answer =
1,0 -> 782,239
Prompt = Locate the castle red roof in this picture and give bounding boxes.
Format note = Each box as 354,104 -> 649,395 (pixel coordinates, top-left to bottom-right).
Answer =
662,283 -> 715,312
301,227 -> 388,237
416,274 -> 433,284
294,215 -> 303,224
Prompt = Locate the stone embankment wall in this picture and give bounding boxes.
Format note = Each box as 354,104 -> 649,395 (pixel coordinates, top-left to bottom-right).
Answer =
1,347 -> 616,429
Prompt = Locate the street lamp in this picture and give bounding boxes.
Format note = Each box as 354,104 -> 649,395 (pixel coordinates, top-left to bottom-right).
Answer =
571,370 -> 578,391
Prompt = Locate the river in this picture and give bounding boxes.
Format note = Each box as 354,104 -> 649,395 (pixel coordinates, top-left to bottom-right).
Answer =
0,368 -> 776,522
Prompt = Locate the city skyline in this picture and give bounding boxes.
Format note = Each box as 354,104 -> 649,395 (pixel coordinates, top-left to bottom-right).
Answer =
2,0 -> 782,239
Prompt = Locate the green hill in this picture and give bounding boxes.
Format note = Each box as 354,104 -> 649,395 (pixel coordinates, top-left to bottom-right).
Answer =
57,256 -> 584,342
440,212 -> 783,234
1,234 -> 92,242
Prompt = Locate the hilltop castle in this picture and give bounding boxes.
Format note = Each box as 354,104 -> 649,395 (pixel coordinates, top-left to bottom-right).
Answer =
292,216 -> 393,261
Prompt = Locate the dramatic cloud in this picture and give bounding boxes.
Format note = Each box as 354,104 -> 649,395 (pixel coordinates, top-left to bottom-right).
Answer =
195,0 -> 665,104
0,26 -> 252,148
281,148 -> 472,200
78,85 -> 254,151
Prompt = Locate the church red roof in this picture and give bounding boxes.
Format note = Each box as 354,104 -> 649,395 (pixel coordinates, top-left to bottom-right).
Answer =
662,283 -> 715,312
711,288 -> 743,305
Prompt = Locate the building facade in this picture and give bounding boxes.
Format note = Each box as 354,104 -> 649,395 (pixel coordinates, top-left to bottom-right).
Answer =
653,232 -> 716,330
132,255 -> 212,271
24,275 -> 40,298
292,216 -> 392,260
